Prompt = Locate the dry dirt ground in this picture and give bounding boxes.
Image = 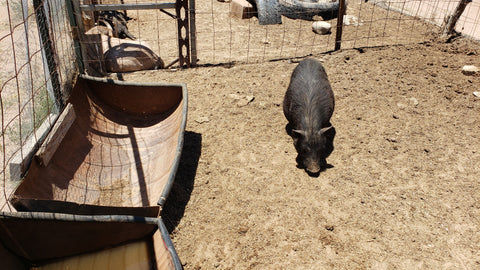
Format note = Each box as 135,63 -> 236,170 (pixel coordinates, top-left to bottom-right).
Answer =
115,1 -> 480,269
122,39 -> 480,269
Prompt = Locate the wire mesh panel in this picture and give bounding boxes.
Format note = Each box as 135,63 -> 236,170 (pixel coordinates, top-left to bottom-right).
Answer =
74,0 -> 184,75
371,0 -> 480,40
338,0 -> 435,49
0,0 -> 76,211
459,0 -> 480,39
177,0 -> 439,64
73,0 -> 480,67
194,0 -> 338,64
189,0 -> 479,64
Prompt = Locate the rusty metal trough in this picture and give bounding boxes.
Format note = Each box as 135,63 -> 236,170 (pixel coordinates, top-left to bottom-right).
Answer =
1,74 -> 187,269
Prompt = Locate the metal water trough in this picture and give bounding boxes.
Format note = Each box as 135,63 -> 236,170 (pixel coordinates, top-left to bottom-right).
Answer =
10,75 -> 187,214
1,75 -> 187,269
0,212 -> 182,269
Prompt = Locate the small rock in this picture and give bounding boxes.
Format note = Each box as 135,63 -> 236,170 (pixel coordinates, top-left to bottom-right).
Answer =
473,91 -> 480,97
386,137 -> 397,143
325,225 -> 334,231
238,99 -> 251,107
343,15 -> 362,26
409,97 -> 419,106
312,21 -> 331,35
397,103 -> 407,109
195,116 -> 210,124
234,95 -> 255,107
462,65 -> 478,75
457,163 -> 465,173
229,93 -> 242,100
237,99 -> 249,107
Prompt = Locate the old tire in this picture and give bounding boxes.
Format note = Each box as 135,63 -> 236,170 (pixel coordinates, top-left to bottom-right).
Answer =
280,0 -> 341,21
255,0 -> 283,25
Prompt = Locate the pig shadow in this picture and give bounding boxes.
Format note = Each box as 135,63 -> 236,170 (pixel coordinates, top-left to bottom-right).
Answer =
296,158 -> 334,178
162,131 -> 202,232
285,123 -> 335,178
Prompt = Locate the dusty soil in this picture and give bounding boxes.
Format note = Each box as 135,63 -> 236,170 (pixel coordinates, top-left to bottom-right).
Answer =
0,0 -> 478,267
122,39 -> 480,269
116,1 -> 480,269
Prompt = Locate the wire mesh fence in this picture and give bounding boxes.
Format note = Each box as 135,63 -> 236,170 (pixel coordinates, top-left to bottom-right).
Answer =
1,0 -> 76,210
372,0 -> 480,40
1,0 -> 479,210
96,0 -> 479,68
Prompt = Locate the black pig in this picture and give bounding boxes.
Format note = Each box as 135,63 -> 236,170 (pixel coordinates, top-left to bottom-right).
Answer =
283,58 -> 335,175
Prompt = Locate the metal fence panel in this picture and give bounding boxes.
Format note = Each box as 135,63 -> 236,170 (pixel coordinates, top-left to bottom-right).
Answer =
1,0 -> 76,211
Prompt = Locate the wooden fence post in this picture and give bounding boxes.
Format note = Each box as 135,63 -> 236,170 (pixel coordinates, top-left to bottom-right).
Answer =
335,0 -> 346,51
442,0 -> 472,38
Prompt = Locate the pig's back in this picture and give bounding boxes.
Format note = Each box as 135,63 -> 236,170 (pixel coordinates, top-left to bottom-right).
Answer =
283,58 -> 334,129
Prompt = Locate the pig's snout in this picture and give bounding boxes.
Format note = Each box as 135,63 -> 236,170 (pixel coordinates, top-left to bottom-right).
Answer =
304,158 -> 326,174
306,163 -> 321,174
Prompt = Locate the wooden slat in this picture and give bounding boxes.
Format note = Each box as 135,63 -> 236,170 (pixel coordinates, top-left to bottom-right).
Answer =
36,103 -> 76,167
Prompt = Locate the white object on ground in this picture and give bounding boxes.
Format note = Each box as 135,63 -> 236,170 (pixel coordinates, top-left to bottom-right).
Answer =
312,21 -> 332,35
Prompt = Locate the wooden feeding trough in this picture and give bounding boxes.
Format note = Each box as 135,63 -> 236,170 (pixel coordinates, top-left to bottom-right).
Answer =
10,74 -> 187,215
0,212 -> 182,269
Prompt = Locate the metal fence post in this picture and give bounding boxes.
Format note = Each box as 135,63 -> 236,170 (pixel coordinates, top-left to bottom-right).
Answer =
65,0 -> 85,74
177,0 -> 191,67
189,0 -> 197,67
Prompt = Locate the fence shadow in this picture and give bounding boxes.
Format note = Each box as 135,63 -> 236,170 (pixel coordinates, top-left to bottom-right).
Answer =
162,131 -> 202,232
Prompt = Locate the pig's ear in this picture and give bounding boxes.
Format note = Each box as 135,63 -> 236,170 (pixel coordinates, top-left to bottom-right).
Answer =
319,125 -> 335,137
319,126 -> 333,133
292,129 -> 306,138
